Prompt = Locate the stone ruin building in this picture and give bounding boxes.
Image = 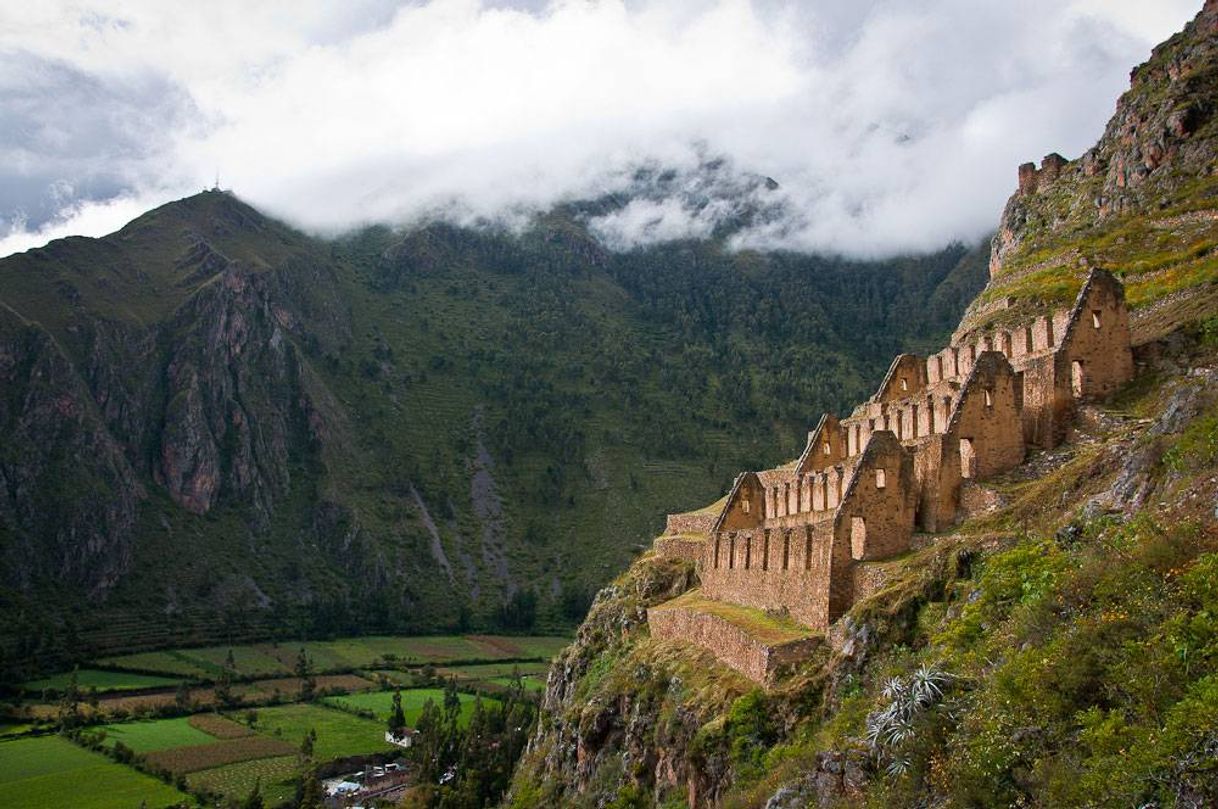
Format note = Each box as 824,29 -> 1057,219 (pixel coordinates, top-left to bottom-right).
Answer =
648,269 -> 1135,684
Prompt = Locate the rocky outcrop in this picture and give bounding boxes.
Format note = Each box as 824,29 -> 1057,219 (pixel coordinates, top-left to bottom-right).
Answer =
156,264 -> 319,522
989,0 -> 1218,279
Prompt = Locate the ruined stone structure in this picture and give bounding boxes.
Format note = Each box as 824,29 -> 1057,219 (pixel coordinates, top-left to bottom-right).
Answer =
648,269 -> 1134,683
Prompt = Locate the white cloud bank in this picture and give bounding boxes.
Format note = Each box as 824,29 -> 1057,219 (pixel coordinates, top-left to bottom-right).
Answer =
0,0 -> 1203,259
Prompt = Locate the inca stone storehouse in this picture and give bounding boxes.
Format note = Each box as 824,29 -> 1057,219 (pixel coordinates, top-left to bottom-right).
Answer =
648,265 -> 1134,684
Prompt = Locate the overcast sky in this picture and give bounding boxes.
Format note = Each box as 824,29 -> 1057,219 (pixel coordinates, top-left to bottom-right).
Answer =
0,0 -> 1202,259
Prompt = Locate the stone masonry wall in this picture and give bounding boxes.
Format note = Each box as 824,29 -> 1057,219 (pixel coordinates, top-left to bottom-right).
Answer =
700,523 -> 835,630
647,603 -> 821,684
665,511 -> 717,536
654,535 -> 706,562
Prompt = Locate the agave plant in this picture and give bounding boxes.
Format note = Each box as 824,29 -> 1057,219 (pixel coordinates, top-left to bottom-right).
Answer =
864,664 -> 953,775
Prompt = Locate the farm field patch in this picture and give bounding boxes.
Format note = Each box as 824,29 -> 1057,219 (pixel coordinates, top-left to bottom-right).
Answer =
99,716 -> 215,753
488,674 -> 545,692
188,714 -> 254,739
253,703 -> 393,760
22,669 -> 182,694
144,735 -> 296,773
93,633 -> 565,677
93,651 -> 213,678
323,688 -> 496,728
88,635 -> 569,679
187,755 -> 298,805
0,735 -> 189,809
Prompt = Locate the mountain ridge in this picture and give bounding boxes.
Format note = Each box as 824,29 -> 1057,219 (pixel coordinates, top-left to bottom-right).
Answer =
0,186 -> 989,677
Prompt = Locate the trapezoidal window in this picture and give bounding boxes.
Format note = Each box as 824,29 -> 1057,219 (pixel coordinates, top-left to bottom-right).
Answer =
741,498 -> 750,515
1092,310 -> 1102,329
900,377 -> 909,391
875,468 -> 887,489
851,517 -> 867,560
823,441 -> 831,456
984,389 -> 994,408
960,438 -> 976,479
1072,360 -> 1086,398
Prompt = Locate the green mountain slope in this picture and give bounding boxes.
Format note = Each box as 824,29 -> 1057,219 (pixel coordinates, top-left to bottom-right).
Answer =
0,190 -> 988,676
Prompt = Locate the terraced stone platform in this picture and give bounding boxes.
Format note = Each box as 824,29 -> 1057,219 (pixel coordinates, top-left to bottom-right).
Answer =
647,591 -> 820,685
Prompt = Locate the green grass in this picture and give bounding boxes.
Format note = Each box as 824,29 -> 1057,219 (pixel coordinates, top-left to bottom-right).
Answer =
97,717 -> 217,753
322,688 -> 497,728
652,590 -> 817,646
251,703 -> 393,760
22,669 -> 182,694
187,755 -> 298,805
0,735 -> 190,809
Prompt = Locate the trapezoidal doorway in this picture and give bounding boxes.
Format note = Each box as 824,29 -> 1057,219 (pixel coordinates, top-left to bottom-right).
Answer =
960,437 -> 976,479
1072,360 -> 1086,398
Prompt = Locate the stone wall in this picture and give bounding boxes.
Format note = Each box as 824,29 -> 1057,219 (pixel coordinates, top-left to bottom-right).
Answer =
1060,270 -> 1135,400
654,535 -> 707,562
647,602 -> 821,685
945,351 -> 1026,480
664,511 -> 717,536
836,431 -> 916,562
700,523 -> 835,630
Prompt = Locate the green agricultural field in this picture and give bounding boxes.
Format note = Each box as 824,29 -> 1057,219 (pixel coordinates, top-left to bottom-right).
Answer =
323,688 -> 497,728
488,675 -> 546,692
183,645 -> 290,678
0,735 -> 190,809
302,634 -> 569,668
252,703 -> 393,760
188,755 -> 298,805
92,634 -> 571,679
22,669 -> 182,695
93,650 -> 213,678
98,716 -> 215,753
438,661 -> 551,679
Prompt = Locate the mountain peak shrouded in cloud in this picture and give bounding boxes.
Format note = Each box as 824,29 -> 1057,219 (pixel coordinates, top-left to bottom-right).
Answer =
0,0 -> 1202,259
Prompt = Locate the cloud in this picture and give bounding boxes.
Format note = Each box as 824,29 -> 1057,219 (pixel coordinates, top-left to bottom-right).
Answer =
0,0 -> 1203,259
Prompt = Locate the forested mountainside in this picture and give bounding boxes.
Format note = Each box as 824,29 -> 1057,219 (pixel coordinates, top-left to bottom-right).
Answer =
0,184 -> 987,676
510,4 -> 1218,808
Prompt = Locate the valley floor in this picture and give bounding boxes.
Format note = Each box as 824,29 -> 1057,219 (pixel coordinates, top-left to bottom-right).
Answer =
0,633 -> 564,808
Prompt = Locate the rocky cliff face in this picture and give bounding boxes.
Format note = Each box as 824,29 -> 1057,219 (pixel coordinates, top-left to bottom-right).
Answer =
963,0 -> 1218,343
990,0 -> 1218,279
0,311 -> 142,597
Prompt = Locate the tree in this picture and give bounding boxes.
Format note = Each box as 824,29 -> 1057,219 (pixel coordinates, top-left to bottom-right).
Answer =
389,687 -> 407,736
56,667 -> 82,730
225,648 -> 237,672
298,727 -> 316,762
214,665 -> 236,708
297,765 -> 324,809
295,648 -> 316,702
174,682 -> 193,711
240,777 -> 265,809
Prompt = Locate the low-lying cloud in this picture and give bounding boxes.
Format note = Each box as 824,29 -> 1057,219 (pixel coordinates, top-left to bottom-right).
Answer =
0,0 -> 1202,259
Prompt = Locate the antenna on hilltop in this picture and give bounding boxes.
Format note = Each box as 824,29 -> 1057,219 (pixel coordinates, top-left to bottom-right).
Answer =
213,171 -> 221,192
